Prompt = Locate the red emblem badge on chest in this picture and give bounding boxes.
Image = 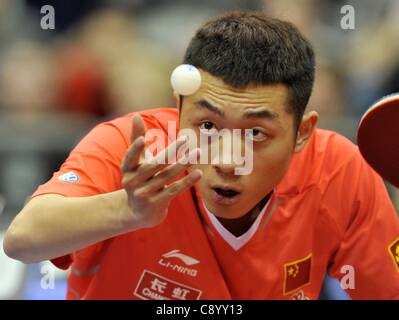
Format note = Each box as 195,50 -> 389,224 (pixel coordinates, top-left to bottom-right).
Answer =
283,254 -> 312,295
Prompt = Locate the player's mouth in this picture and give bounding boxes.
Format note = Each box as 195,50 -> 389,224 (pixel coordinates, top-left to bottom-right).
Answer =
210,186 -> 242,206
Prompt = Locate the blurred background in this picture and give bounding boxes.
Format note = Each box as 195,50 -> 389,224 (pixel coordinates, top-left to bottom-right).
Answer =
0,0 -> 398,300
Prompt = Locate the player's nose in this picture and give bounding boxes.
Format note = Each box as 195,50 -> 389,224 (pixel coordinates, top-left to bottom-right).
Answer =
212,162 -> 238,176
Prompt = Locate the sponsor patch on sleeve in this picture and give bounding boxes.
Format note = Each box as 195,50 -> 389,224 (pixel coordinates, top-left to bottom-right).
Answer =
58,171 -> 80,183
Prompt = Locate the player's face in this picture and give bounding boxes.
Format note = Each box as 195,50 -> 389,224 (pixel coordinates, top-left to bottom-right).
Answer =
178,71 -> 311,219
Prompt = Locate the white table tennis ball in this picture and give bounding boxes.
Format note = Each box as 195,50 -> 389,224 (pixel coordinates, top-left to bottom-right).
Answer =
170,64 -> 202,96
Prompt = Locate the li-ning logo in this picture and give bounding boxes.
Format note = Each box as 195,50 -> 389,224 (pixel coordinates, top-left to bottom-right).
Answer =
158,250 -> 199,277
162,250 -> 199,266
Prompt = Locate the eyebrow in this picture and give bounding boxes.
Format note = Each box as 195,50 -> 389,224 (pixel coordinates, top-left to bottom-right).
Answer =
194,99 -> 279,122
194,99 -> 225,117
243,108 -> 279,121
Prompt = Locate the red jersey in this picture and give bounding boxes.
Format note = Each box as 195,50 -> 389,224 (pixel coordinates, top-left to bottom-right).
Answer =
31,108 -> 399,299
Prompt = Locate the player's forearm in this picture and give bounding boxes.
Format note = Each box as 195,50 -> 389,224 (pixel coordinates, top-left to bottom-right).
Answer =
3,190 -> 139,264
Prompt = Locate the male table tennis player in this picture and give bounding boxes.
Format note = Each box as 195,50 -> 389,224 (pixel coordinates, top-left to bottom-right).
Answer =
4,12 -> 399,300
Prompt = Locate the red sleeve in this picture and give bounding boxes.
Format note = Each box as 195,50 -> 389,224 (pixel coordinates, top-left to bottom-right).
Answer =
28,108 -> 175,270
327,149 -> 399,299
30,120 -> 130,269
31,121 -> 129,199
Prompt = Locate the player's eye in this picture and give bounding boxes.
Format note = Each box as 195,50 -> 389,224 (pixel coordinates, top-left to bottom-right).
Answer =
199,121 -> 218,135
245,128 -> 268,142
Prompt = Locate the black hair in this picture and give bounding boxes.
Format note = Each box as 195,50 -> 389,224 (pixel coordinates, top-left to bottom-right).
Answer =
183,11 -> 315,129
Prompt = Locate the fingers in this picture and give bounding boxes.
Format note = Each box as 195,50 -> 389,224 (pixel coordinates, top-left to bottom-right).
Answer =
137,148 -> 201,193
153,169 -> 203,204
122,114 -> 146,172
146,135 -> 188,165
131,114 -> 146,144
123,147 -> 201,191
122,135 -> 188,179
121,136 -> 145,172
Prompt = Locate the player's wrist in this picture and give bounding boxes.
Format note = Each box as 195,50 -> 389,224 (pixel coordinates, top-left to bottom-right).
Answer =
113,189 -> 149,233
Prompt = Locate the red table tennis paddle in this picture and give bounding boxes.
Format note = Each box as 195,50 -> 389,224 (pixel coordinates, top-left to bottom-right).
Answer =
357,93 -> 399,187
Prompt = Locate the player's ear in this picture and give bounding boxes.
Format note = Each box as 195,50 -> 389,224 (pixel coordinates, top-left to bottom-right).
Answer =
294,111 -> 319,153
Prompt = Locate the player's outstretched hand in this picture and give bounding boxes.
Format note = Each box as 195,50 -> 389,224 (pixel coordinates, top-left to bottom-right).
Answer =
121,115 -> 202,229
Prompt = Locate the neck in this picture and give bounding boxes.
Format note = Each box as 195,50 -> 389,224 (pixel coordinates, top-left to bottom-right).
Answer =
216,192 -> 272,237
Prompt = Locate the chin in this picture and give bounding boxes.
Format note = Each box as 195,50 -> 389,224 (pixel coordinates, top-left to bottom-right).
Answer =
202,198 -> 248,219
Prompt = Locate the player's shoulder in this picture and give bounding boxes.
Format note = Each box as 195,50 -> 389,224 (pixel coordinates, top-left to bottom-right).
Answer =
103,107 -> 178,135
111,107 -> 178,125
312,128 -> 358,162
73,107 -> 178,154
277,128 -> 361,195
307,128 -> 362,181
